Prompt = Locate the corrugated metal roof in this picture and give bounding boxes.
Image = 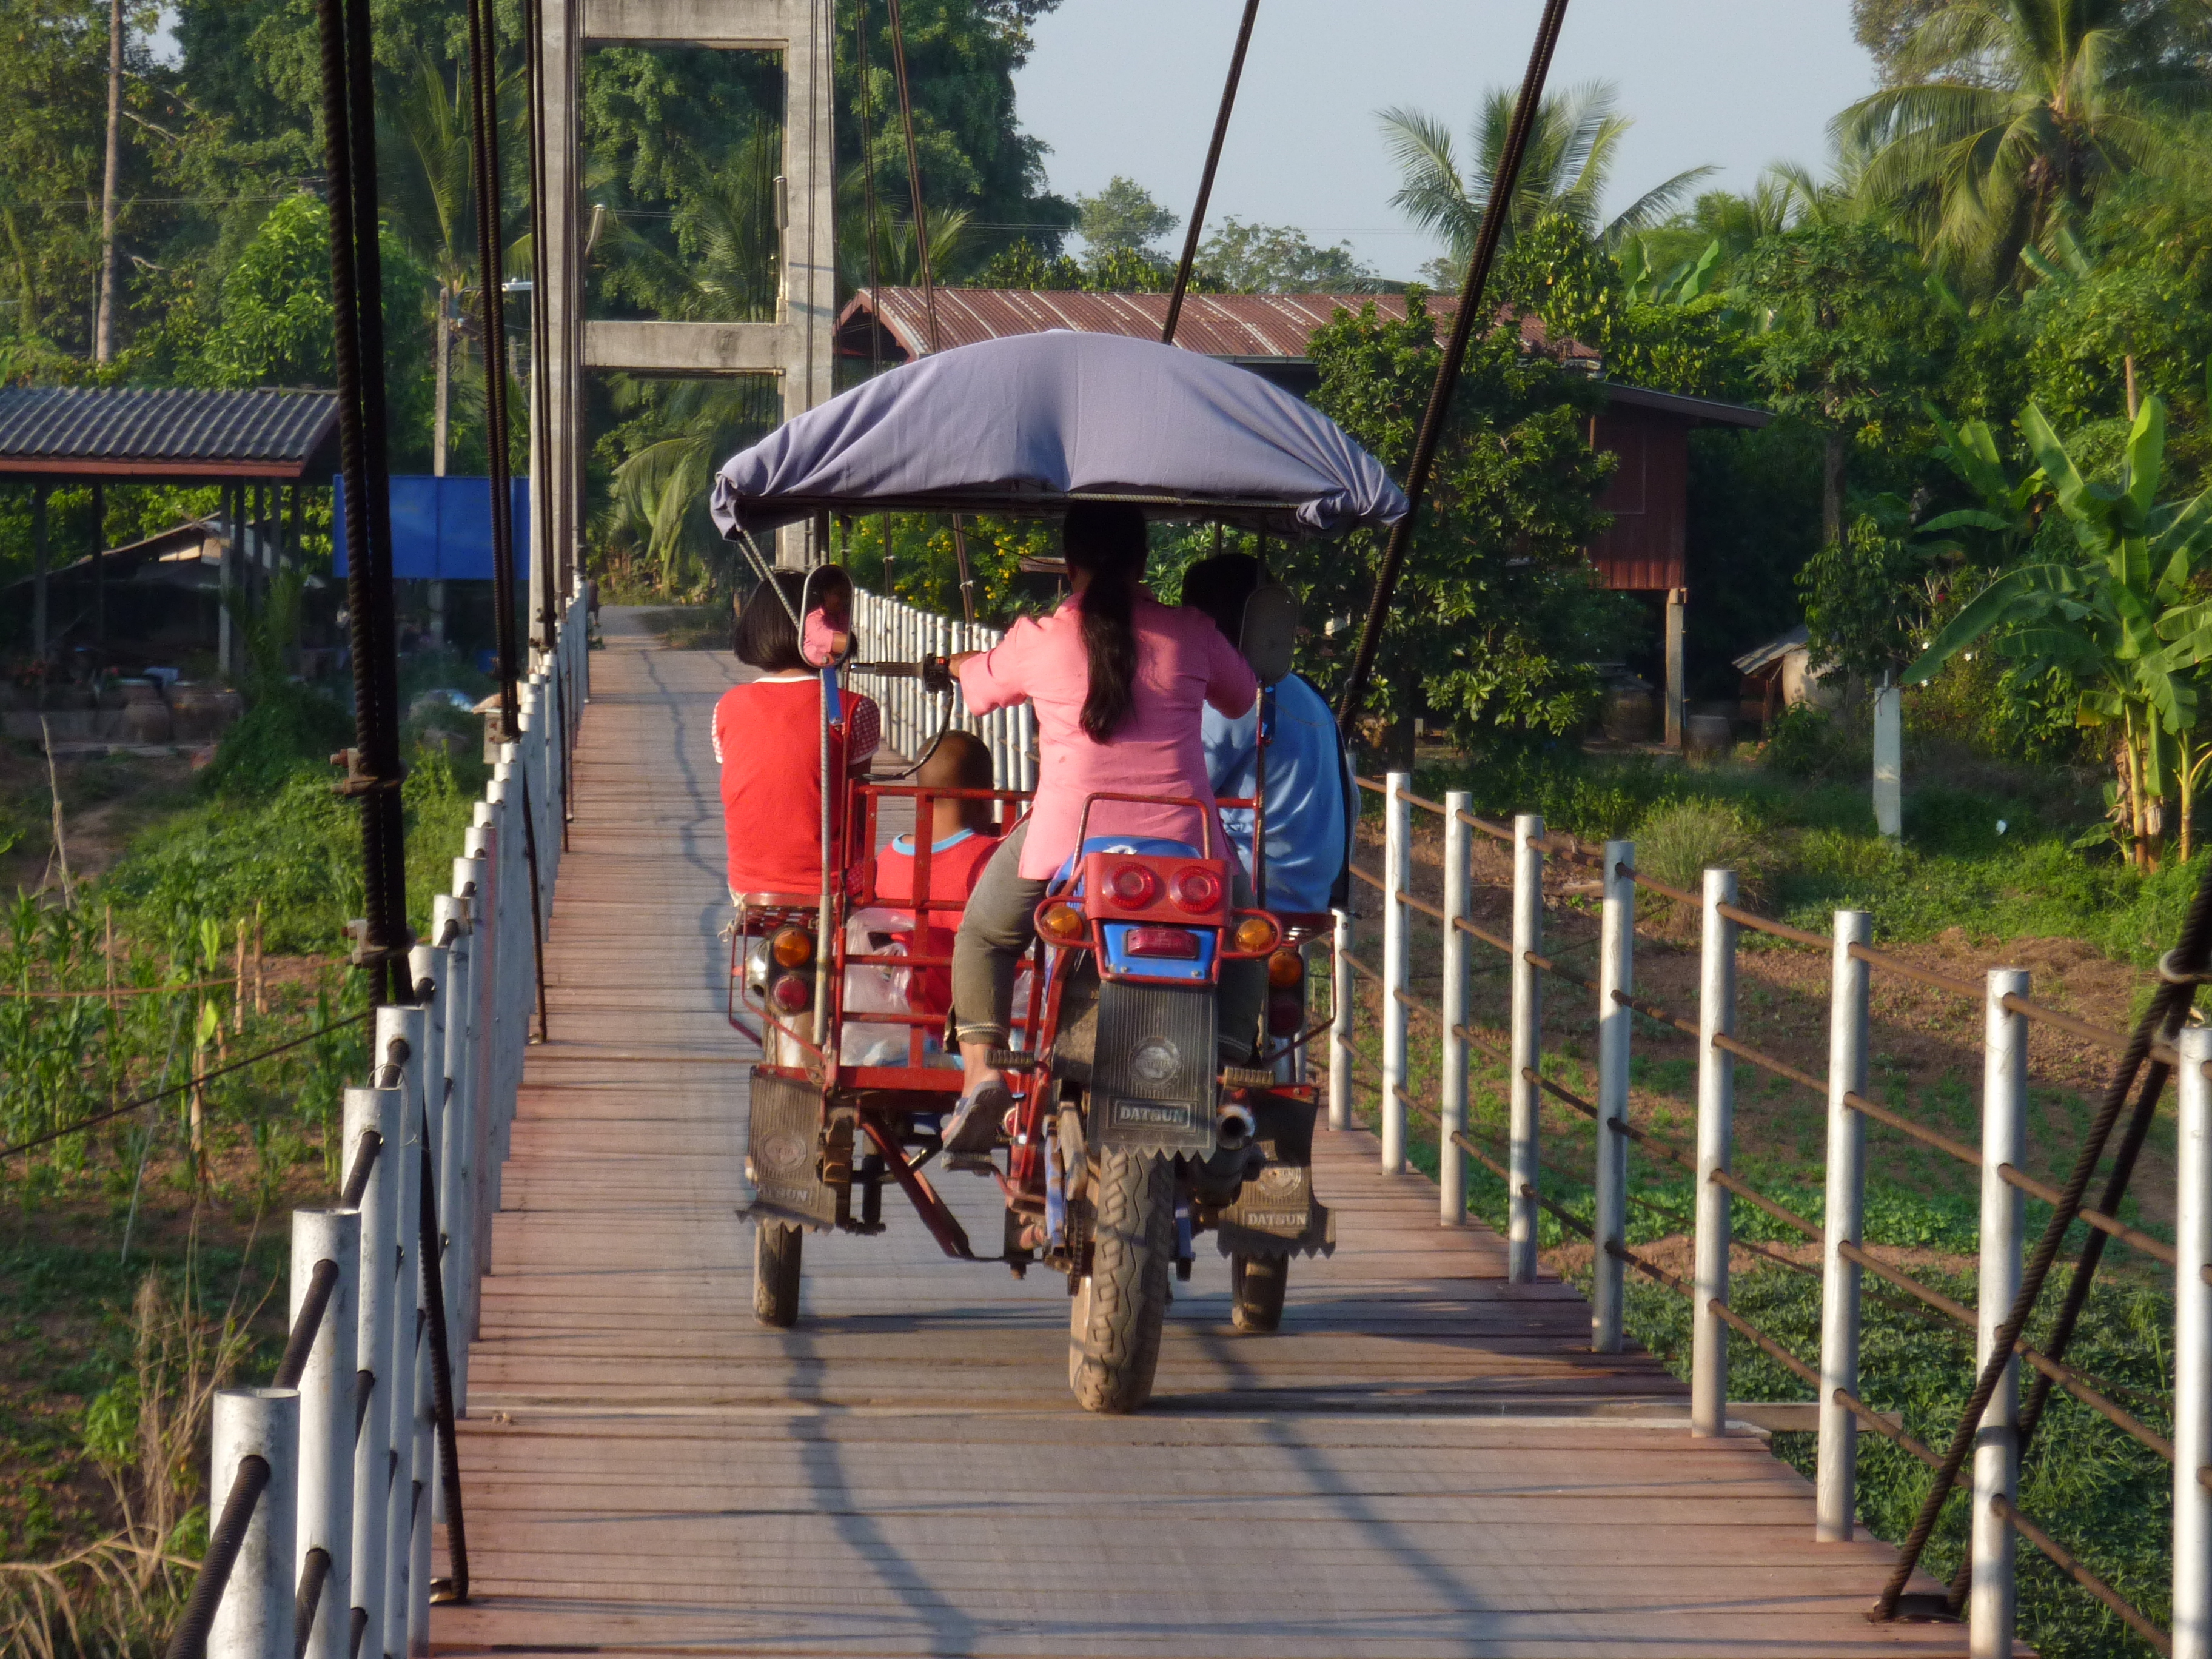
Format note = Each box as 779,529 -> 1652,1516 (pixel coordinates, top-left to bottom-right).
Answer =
0,387 -> 340,475
838,288 -> 1602,368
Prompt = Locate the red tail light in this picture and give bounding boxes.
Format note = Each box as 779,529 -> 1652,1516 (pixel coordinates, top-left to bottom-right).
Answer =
1107,863 -> 1158,907
1268,990 -> 1305,1034
1124,926 -> 1202,959
770,973 -> 812,1011
1169,866 -> 1222,914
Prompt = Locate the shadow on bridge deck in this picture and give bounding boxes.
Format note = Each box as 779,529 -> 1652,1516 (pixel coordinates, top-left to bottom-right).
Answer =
431,609 -> 1991,1659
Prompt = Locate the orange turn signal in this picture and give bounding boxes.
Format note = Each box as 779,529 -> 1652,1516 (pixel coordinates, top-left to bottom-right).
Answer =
1039,902 -> 1087,942
1267,947 -> 1304,987
1232,914 -> 1279,954
771,927 -> 815,968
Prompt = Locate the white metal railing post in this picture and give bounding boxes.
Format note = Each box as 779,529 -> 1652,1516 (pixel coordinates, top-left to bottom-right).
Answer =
343,1086 -> 398,1646
1691,867 -> 1738,1436
1329,905 -> 1354,1131
2177,1026 -> 2212,1659
375,1008 -> 426,1659
1971,968 -> 2029,1658
1508,813 -> 1544,1285
434,890 -> 475,1362
1591,839 -> 1635,1352
291,1208 -> 357,1659
1439,789 -> 1472,1225
208,1387 -> 298,1659
1817,910 -> 1872,1540
1380,772 -> 1412,1171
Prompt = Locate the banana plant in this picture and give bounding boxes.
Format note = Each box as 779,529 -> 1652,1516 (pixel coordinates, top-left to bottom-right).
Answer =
1906,393 -> 2212,864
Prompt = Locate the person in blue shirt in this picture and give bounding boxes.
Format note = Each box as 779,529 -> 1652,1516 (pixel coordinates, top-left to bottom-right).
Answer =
1180,554 -> 1355,918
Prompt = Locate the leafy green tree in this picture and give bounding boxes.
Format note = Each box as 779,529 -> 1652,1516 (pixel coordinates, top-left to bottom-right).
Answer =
1837,0 -> 2204,293
598,375 -> 782,595
1073,175 -> 1176,257
1908,395 -> 2212,861
1380,79 -> 1712,281
1797,498 -> 1931,680
964,238 -> 1224,295
1195,217 -> 1380,293
1740,222 -> 1947,545
1292,291 -> 1626,751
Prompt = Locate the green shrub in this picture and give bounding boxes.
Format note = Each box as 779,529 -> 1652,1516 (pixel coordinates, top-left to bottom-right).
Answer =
197,683 -> 352,800
1633,798 -> 1777,914
1763,703 -> 1849,778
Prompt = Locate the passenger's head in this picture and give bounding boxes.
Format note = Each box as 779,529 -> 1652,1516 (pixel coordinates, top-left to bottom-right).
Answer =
1062,501 -> 1150,743
806,564 -> 854,622
918,729 -> 996,835
732,570 -> 809,672
1179,552 -> 1262,649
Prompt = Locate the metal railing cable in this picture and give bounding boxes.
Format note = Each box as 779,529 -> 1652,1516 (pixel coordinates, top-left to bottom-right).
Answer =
1339,768 -> 2192,1652
162,1454 -> 270,1659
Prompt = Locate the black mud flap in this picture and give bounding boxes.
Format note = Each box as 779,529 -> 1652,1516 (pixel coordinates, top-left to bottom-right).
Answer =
1089,980 -> 1218,1158
1216,1093 -> 1333,1258
740,1068 -> 837,1230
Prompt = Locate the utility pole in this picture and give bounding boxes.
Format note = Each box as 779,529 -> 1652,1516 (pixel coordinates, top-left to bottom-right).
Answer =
95,0 -> 124,363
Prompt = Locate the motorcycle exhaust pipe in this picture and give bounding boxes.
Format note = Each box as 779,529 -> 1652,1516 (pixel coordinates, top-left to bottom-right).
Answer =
1216,1101 -> 1257,1150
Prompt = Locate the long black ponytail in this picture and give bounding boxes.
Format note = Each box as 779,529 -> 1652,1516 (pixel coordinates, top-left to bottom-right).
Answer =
1064,501 -> 1148,743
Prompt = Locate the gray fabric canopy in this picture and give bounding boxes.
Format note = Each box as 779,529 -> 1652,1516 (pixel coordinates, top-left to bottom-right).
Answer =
710,331 -> 1407,539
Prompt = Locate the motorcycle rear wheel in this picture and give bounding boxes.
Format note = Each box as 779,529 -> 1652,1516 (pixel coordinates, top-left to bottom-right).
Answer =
754,1221 -> 803,1328
1230,1251 -> 1287,1333
1067,1150 -> 1173,1413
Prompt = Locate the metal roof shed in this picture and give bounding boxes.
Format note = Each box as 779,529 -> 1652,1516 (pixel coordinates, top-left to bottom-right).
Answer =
1,387 -> 341,665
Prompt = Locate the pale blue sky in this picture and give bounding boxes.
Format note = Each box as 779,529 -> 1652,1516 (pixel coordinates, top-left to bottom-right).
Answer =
1014,0 -> 1879,281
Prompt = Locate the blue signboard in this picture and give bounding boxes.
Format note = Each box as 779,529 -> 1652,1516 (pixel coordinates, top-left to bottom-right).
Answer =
332,475 -> 532,580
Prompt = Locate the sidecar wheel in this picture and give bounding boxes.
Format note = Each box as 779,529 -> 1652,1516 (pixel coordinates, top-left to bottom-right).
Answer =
754,1221 -> 803,1328
1068,1150 -> 1172,1414
1230,1252 -> 1287,1333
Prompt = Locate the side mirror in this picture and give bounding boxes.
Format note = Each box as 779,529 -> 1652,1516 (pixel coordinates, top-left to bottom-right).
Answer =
1240,583 -> 1299,687
799,565 -> 855,668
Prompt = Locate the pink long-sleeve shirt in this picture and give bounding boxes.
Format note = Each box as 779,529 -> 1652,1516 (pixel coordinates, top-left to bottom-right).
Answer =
957,592 -> 1258,879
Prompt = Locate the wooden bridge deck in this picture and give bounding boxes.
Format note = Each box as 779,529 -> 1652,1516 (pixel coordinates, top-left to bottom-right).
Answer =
432,609 -> 1971,1658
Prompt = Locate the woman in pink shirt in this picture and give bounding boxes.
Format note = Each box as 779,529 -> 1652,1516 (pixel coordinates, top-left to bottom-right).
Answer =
938,502 -> 1259,1155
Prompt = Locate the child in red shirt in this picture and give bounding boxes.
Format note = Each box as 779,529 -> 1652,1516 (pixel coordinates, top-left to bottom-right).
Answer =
871,732 -> 1002,1022
715,570 -> 880,902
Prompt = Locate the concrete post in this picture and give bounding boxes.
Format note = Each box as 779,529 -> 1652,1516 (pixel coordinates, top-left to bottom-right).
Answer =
2176,1027 -> 2212,1659
290,1209 -> 358,1659
1817,911 -> 1872,1541
1592,840 -> 1635,1353
343,1086 -> 400,1646
209,1387 -> 298,1659
1440,789 -> 1472,1225
1691,867 -> 1738,1437
1970,969 -> 2028,1658
1874,679 -> 1902,839
1664,587 -> 1685,749
1508,814 -> 1544,1285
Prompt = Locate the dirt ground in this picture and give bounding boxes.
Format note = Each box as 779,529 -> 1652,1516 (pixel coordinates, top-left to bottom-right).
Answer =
1351,807 -> 2176,1230
0,742 -> 198,897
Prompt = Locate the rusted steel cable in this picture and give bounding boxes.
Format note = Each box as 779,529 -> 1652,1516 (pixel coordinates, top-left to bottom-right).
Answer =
1453,913 -> 1513,954
1450,1020 -> 1511,1067
464,0 -> 520,728
1708,1168 -> 1822,1241
341,1127 -> 381,1208
1992,1495 -> 2172,1654
0,1010 -> 374,1163
1523,950 -> 1595,994
519,773 -> 550,1042
1994,1162 -> 2175,1265
1396,886 -> 1447,923
1624,868 -> 1699,908
163,1454 -> 270,1659
1521,1064 -> 1597,1120
418,1141 -> 470,1602
1602,1111 -> 1695,1176
1350,863 -> 1384,890
274,1258 -> 340,1390
1846,1089 -> 1981,1168
1714,1032 -> 1824,1094
1848,942 -> 1980,999
1336,0 -> 1570,727
1162,0 -> 1260,346
1344,953 -> 1382,985
1715,902 -> 1827,950
1461,811 -> 1513,843
293,1547 -> 330,1659
883,0 -> 940,358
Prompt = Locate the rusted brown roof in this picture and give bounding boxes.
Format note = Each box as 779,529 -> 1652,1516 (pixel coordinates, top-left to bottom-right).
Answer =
837,288 -> 1602,369
0,387 -> 341,480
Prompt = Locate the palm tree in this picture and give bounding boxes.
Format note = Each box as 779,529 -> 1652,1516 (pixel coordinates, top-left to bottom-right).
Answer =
1379,80 -> 1714,278
1836,0 -> 2199,293
603,375 -> 784,591
384,53 -> 475,474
